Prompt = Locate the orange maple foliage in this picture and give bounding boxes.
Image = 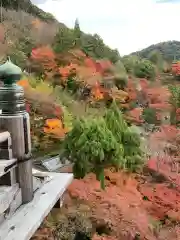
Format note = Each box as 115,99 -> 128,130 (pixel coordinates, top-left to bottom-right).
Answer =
31,46 -> 57,74
17,79 -> 30,88
44,118 -> 63,129
17,79 -> 67,138
43,118 -> 67,138
91,82 -> 104,100
59,63 -> 78,81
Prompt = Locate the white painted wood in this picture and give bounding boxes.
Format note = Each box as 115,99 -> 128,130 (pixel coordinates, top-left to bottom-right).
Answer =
0,187 -> 22,225
0,184 -> 20,215
0,173 -> 73,240
0,131 -> 11,144
33,177 -> 43,192
32,168 -> 54,178
10,168 -> 17,185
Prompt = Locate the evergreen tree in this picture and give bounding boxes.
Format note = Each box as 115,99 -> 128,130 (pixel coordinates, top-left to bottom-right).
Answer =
53,27 -> 75,53
168,84 -> 180,125
61,102 -> 144,189
81,34 -> 95,58
142,108 -> 158,124
61,117 -> 122,189
74,18 -> 81,47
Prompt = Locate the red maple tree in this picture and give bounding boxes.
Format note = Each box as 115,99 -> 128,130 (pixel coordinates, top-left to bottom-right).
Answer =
30,46 -> 57,75
172,62 -> 180,76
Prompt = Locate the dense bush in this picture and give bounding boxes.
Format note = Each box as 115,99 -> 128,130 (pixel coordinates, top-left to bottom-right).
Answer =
121,55 -> 139,73
142,107 -> 158,124
61,117 -> 122,189
61,103 -> 144,189
134,59 -> 156,80
168,84 -> 180,125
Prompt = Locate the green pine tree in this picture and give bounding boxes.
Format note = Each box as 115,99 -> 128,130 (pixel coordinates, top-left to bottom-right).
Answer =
61,102 -> 144,189
53,27 -> 75,53
74,18 -> 81,47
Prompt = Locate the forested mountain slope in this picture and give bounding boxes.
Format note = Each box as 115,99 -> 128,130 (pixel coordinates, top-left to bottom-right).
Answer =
130,40 -> 180,62
0,0 -> 120,66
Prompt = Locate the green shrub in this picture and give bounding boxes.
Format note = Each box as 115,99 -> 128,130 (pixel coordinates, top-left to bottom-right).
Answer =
114,75 -> 128,90
142,108 -> 158,124
134,59 -> 156,80
61,117 -> 122,189
61,102 -> 144,189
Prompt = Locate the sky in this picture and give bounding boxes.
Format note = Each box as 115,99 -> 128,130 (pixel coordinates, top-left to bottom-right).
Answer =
34,0 -> 180,55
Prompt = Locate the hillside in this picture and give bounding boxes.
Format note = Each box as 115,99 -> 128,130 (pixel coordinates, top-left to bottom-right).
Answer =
2,0 -> 58,22
0,0 -> 120,67
130,40 -> 180,62
2,1 -> 180,240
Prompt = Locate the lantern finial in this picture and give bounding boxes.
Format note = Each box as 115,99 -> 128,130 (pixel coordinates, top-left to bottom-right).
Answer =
0,58 -> 22,85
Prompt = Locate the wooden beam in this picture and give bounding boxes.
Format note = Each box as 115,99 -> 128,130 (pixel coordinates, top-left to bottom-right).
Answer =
0,173 -> 73,240
0,159 -> 16,178
0,131 -> 11,144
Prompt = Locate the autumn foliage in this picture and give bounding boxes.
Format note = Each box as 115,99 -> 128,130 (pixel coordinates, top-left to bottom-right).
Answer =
67,169 -> 180,240
17,78 -> 67,142
172,61 -> 180,76
30,46 -> 57,75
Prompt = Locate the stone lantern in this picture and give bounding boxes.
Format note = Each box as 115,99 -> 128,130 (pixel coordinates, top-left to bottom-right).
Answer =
0,58 -> 33,203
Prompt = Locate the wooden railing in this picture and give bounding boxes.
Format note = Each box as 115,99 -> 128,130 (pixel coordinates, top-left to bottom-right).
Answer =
0,131 -> 11,144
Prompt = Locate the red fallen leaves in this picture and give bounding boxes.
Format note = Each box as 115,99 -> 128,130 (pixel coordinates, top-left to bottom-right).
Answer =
139,181 -> 180,219
127,107 -> 144,124
139,78 -> 149,91
68,171 -> 155,240
172,62 -> 180,76
148,125 -> 180,186
143,86 -> 170,105
148,156 -> 180,187
93,234 -> 117,240
151,124 -> 179,143
68,169 -> 180,240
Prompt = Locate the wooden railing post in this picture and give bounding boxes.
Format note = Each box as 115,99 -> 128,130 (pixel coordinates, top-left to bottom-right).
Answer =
0,58 -> 33,203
